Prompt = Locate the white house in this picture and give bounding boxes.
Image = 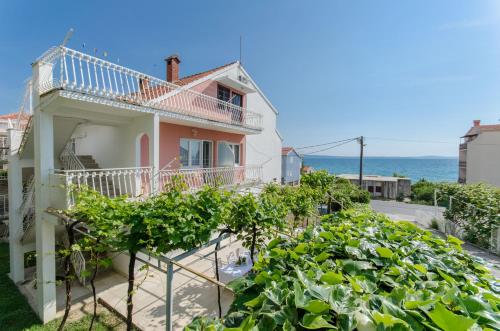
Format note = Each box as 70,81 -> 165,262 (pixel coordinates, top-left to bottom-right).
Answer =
459,120 -> 500,186
7,45 -> 282,322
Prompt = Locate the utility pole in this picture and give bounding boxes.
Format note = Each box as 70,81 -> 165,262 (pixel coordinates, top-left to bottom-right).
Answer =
358,136 -> 364,188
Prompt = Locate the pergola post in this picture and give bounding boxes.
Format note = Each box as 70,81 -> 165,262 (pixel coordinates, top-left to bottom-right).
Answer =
165,260 -> 174,331
7,148 -> 24,283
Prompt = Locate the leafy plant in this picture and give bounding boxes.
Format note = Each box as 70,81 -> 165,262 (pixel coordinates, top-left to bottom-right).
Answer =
438,183 -> 500,249
186,207 -> 499,331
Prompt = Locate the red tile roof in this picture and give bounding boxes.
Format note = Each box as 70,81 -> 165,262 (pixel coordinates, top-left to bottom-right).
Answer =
173,62 -> 236,86
0,112 -> 30,121
282,147 -> 295,156
464,124 -> 500,137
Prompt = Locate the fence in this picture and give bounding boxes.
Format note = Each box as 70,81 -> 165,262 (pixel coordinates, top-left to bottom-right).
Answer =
434,189 -> 500,255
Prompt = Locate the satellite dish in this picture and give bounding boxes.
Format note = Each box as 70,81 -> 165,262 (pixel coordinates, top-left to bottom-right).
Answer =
61,28 -> 74,47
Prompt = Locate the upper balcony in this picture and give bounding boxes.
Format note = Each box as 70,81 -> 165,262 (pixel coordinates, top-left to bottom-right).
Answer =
35,47 -> 263,133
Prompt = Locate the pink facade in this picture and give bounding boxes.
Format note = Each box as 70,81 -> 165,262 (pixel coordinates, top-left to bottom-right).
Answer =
190,80 -> 247,109
159,122 -> 246,169
140,134 -> 150,167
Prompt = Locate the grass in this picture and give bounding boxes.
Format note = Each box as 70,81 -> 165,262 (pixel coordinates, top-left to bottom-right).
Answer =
0,243 -> 127,330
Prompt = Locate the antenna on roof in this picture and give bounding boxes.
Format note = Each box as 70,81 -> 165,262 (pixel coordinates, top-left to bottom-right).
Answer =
61,28 -> 74,47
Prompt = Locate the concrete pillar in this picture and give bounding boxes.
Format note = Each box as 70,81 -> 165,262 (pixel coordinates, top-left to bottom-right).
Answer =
33,61 -> 57,323
7,142 -> 24,283
151,113 -> 160,193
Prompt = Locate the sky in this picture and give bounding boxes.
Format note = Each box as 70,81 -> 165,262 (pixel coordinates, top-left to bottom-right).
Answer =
1,0 -> 500,157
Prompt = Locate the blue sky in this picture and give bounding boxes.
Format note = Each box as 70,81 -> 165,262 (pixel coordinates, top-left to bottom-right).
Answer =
1,0 -> 500,157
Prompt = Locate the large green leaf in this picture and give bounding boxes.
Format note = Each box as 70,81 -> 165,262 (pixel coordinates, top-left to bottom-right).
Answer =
300,313 -> 336,329
426,303 -> 476,331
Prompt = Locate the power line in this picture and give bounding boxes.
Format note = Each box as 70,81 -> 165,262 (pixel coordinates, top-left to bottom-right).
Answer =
367,136 -> 500,146
304,139 -> 358,155
295,137 -> 358,150
366,137 -> 457,144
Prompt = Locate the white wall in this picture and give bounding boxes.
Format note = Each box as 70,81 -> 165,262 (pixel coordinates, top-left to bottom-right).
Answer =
223,67 -> 282,183
466,131 -> 500,187
73,114 -> 157,169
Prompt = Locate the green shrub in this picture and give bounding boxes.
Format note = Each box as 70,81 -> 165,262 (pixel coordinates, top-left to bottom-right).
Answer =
411,179 -> 439,205
186,208 -> 499,331
439,183 -> 500,249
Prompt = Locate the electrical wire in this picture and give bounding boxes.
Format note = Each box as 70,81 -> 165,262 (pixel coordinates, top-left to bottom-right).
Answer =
295,137 -> 359,150
303,138 -> 358,155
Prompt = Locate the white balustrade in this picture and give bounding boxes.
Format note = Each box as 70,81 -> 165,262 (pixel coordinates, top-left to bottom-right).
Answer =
36,47 -> 263,130
158,165 -> 262,192
56,167 -> 154,205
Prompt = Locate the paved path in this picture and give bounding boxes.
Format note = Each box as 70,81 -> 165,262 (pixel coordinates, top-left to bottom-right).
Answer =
370,200 -> 500,279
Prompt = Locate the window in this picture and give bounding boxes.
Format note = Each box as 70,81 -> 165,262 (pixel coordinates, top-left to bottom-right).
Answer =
368,186 -> 374,193
231,92 -> 243,107
375,186 -> 382,193
180,139 -> 212,168
217,85 -> 230,102
217,142 -> 241,166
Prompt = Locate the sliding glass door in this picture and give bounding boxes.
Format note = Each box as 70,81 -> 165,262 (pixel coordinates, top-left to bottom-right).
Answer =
180,139 -> 212,168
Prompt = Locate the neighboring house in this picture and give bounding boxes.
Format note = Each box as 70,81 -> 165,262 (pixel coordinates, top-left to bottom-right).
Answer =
339,174 -> 411,200
0,112 -> 29,167
459,120 -> 500,186
7,45 -> 282,322
281,147 -> 302,185
302,165 -> 313,174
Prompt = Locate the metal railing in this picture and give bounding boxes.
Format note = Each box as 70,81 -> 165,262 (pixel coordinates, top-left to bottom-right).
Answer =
36,46 -> 263,130
19,176 -> 35,241
0,194 -> 8,218
158,165 -> 263,192
71,250 -> 86,286
55,167 -> 154,205
17,115 -> 33,156
60,142 -> 84,170
0,136 -> 9,162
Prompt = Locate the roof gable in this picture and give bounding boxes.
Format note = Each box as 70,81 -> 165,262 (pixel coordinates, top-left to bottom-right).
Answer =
175,62 -> 279,115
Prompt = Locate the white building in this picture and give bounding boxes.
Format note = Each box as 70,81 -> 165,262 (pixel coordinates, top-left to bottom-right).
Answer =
7,45 -> 282,322
459,120 -> 500,186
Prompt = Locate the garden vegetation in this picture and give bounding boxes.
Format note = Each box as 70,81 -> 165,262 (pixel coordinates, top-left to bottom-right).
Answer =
186,208 -> 500,331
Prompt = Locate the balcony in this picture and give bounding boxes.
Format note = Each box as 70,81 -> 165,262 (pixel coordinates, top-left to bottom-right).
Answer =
35,47 -> 263,132
459,143 -> 467,150
52,165 -> 262,207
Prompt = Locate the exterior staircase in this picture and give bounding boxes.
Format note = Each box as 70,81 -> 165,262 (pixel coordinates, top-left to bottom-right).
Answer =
75,155 -> 99,169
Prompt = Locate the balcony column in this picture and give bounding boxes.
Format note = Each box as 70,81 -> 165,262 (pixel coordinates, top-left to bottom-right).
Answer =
151,113 -> 160,194
33,60 -> 57,323
7,137 -> 24,283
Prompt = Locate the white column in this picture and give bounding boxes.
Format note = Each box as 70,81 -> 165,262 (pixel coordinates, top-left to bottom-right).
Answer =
7,143 -> 24,283
33,61 -> 57,323
151,113 -> 160,194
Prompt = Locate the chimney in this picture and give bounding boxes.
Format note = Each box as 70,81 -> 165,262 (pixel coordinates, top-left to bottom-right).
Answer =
165,54 -> 181,82
473,119 -> 481,127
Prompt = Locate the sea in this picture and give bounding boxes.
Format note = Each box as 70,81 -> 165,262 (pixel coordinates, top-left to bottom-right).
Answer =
303,156 -> 458,183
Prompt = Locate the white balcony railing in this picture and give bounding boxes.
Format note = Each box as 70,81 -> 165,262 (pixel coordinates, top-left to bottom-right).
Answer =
158,165 -> 263,192
54,165 -> 263,207
36,46 -> 263,131
55,167 -> 154,205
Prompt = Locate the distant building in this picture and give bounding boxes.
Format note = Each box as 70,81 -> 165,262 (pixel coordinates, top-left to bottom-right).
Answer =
459,120 -> 500,186
281,147 -> 302,185
339,174 -> 411,200
302,165 -> 313,174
